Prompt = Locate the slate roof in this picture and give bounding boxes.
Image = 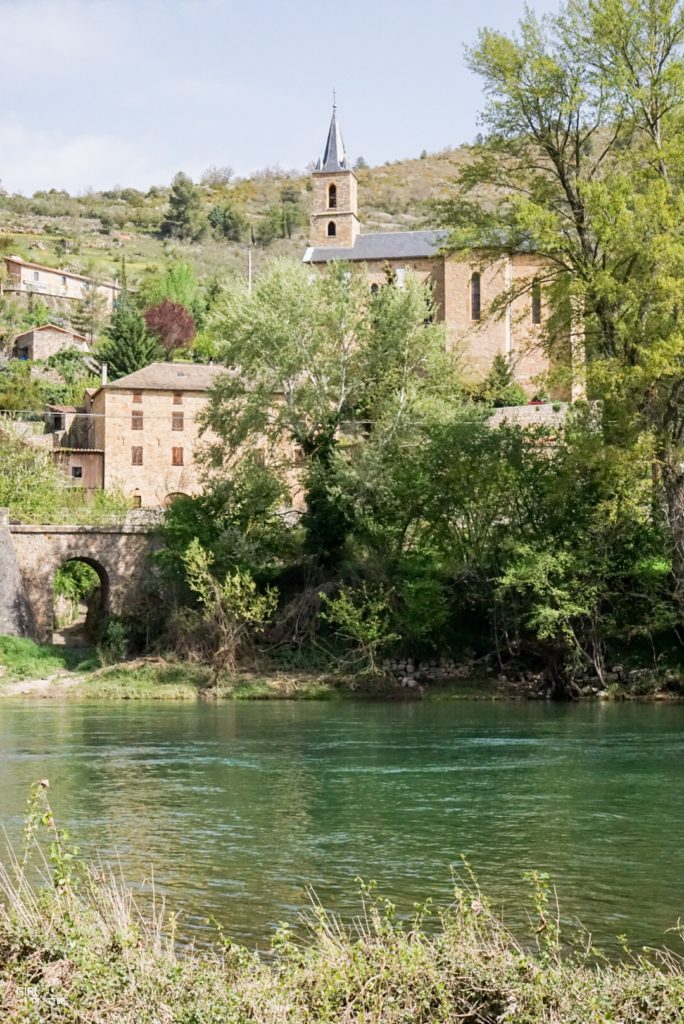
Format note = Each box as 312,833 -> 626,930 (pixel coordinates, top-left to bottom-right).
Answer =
303,229 -> 449,264
315,105 -> 351,172
104,363 -> 228,392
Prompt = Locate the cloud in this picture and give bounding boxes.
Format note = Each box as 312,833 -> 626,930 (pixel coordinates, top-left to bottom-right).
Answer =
0,115 -> 172,193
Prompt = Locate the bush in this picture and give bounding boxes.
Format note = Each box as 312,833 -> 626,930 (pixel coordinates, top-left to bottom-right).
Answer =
95,616 -> 129,664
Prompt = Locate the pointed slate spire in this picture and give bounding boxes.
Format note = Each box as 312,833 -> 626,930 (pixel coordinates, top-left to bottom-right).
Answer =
316,101 -> 350,172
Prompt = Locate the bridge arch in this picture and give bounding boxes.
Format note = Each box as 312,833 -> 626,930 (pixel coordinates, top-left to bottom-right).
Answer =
1,516 -> 159,643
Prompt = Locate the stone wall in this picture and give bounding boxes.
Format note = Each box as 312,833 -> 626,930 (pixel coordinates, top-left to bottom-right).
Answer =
0,509 -> 36,639
310,170 -> 360,248
93,387 -> 212,507
6,518 -> 158,642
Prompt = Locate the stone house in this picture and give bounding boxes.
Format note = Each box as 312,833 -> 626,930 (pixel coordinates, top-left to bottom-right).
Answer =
303,108 -> 572,396
3,256 -> 121,315
14,323 -> 89,360
85,363 -> 226,508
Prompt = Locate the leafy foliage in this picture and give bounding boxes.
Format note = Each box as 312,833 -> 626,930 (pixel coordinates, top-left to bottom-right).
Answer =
97,295 -> 162,380
144,298 -> 196,354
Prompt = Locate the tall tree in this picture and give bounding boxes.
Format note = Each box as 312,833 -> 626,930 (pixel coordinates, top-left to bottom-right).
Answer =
98,297 -> 162,380
202,260 -> 457,568
160,172 -> 206,241
437,0 -> 684,613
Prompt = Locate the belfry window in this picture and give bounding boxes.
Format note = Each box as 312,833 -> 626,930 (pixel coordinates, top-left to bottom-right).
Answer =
470,272 -> 481,322
328,183 -> 337,209
327,221 -> 336,237
531,279 -> 542,325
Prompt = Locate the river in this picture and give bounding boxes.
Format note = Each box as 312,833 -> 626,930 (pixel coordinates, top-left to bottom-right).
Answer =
0,699 -> 682,952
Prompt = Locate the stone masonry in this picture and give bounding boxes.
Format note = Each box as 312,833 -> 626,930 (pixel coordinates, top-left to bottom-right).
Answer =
3,512 -> 158,642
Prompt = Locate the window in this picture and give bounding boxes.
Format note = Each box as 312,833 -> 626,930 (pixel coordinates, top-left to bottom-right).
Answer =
61,276 -> 67,287
470,272 -> 481,322
328,183 -> 337,209
132,391 -> 142,403
173,391 -> 183,405
531,279 -> 542,325
33,270 -> 39,282
71,466 -> 82,479
327,221 -> 336,237
172,447 -> 184,466
132,494 -> 142,508
131,446 -> 143,465
52,414 -> 64,431
131,410 -> 143,430
172,411 -> 184,431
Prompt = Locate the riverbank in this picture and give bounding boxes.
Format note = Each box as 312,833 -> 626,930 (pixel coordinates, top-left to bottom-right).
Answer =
1,636 -> 683,701
1,849 -> 682,1024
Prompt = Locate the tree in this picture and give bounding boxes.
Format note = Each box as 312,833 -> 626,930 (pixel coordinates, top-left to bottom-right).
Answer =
160,172 -> 206,241
97,297 -> 162,380
182,538 -> 277,677
135,260 -> 201,318
144,299 -> 196,355
202,259 -> 456,569
70,285 -> 108,343
208,203 -> 247,241
436,0 -> 684,614
201,165 -> 235,188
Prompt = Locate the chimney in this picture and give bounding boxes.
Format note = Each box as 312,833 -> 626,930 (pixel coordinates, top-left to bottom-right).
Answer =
101,362 -> 108,386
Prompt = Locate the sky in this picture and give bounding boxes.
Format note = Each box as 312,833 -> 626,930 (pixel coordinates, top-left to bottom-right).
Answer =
0,0 -> 559,195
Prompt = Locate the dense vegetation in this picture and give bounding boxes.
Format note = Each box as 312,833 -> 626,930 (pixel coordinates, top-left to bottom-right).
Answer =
0,785 -> 682,1023
2,0 -> 684,697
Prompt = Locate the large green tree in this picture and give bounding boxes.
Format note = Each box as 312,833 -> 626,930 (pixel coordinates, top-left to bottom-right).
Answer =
160,173 -> 206,241
98,297 -> 162,380
437,0 -> 684,611
202,259 -> 457,568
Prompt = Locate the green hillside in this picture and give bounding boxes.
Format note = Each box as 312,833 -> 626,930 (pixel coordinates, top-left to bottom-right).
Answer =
0,148 -> 463,290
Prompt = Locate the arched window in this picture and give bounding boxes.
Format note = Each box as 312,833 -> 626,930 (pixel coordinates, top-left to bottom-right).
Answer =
531,279 -> 542,325
327,221 -> 336,237
470,272 -> 481,322
328,183 -> 337,209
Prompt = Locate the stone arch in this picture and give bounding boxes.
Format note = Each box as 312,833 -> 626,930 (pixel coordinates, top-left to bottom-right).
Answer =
164,491 -> 190,506
52,555 -> 110,643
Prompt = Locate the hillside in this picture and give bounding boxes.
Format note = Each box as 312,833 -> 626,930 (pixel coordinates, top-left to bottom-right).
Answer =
0,147 -> 465,290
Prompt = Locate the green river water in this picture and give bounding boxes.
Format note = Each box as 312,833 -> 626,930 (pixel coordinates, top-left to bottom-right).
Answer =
0,699 -> 682,952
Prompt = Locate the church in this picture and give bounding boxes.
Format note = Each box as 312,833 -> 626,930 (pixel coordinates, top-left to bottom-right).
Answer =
303,107 -> 554,395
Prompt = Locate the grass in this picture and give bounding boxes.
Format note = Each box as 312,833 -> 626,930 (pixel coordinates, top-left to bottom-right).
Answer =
0,635 -> 98,681
1,788 -> 683,1023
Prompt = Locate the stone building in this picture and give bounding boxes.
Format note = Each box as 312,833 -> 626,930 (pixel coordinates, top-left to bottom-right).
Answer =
85,363 -> 225,508
303,108 -> 561,394
14,323 -> 89,360
3,256 -> 121,315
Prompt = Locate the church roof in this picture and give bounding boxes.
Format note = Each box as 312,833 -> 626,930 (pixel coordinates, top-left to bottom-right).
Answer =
303,229 -> 450,263
315,105 -> 351,172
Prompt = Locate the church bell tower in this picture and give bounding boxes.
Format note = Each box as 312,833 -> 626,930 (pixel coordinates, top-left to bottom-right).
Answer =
310,103 -> 360,248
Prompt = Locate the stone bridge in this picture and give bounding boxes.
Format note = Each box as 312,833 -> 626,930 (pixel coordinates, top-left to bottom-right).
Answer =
0,509 -> 159,642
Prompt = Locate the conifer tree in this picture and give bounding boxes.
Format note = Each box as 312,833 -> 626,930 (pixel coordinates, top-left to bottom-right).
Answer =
98,297 -> 162,380
160,172 -> 206,241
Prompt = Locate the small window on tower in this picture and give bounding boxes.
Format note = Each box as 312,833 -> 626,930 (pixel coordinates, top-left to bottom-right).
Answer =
328,183 -> 337,209
327,221 -> 336,237
470,272 -> 481,322
531,279 -> 542,325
